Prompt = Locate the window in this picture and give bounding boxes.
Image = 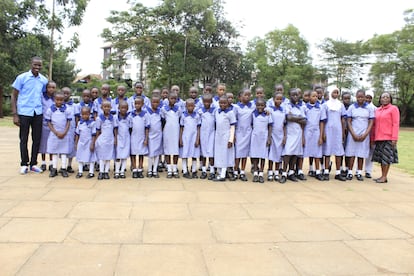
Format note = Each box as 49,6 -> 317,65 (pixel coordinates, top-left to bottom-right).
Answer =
136,72 -> 140,78
125,64 -> 131,69
136,63 -> 141,69
124,73 -> 131,79
125,54 -> 132,60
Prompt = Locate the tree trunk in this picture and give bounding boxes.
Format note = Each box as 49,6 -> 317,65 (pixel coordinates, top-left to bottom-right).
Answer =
0,85 -> 3,118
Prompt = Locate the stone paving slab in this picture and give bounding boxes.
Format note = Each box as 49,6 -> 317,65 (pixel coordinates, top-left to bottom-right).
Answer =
0,126 -> 413,275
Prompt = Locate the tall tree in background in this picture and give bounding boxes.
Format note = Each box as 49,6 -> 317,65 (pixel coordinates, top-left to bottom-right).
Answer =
245,25 -> 314,97
318,38 -> 366,91
367,9 -> 414,124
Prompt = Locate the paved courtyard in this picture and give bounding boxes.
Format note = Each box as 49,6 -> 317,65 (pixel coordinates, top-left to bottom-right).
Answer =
0,126 -> 414,275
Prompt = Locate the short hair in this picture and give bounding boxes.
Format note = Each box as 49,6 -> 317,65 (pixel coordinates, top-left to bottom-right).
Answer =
255,98 -> 265,105
202,93 -> 213,101
134,81 -> 144,88
81,106 -> 91,113
31,56 -> 42,63
134,96 -> 144,103
119,100 -> 128,108
356,89 -> 365,95
186,98 -> 195,105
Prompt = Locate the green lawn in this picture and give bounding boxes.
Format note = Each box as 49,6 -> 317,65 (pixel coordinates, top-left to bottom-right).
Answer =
395,129 -> 414,175
0,116 -> 413,175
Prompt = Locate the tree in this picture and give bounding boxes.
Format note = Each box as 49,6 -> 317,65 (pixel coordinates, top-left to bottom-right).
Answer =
245,25 -> 314,97
318,38 -> 367,91
367,9 -> 414,124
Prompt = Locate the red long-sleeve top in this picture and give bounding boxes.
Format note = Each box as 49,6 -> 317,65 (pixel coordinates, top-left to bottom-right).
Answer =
371,104 -> 400,141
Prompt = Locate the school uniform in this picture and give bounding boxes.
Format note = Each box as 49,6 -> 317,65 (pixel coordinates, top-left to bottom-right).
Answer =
39,92 -> 54,154
65,100 -> 76,158
95,114 -> 116,161
266,97 -> 290,109
250,110 -> 273,158
75,119 -> 97,163
128,94 -> 150,112
111,97 -> 128,115
162,98 -> 186,112
212,95 -> 221,109
44,104 -> 73,154
268,106 -> 285,162
303,102 -> 326,158
198,106 -> 216,158
180,111 -> 201,158
234,102 -> 255,158
147,107 -> 163,158
130,110 -> 150,156
323,101 -> 347,156
161,104 -> 182,155
74,101 -> 94,121
214,108 -> 236,168
282,103 -> 305,156
93,97 -> 112,117
345,103 -> 375,158
115,113 -> 132,159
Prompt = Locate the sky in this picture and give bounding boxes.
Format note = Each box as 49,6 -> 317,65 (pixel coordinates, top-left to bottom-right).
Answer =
68,0 -> 412,75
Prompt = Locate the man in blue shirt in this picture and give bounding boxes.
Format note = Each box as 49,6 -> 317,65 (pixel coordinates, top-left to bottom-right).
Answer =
11,57 -> 48,174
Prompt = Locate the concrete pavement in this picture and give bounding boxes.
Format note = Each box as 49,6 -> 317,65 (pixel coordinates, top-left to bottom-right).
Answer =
1,126 -> 414,275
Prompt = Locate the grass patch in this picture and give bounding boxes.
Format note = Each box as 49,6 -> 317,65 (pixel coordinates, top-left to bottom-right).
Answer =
395,128 -> 414,175
0,116 -> 14,127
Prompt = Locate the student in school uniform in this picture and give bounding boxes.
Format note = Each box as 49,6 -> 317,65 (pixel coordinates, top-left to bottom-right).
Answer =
74,106 -> 97,179
161,91 -> 182,178
213,96 -> 236,181
250,98 -> 272,183
128,82 -> 150,112
364,89 -> 377,178
268,93 -> 286,182
322,87 -> 347,181
212,83 -> 227,108
303,91 -> 326,181
233,88 -> 254,181
340,91 -> 353,177
95,100 -> 117,180
93,84 -> 112,119
114,101 -> 131,179
345,90 -> 375,181
280,89 -> 307,183
45,92 -> 73,178
111,85 -> 128,116
198,93 -> 216,180
39,81 -> 56,172
147,95 -> 163,178
179,99 -> 201,179
130,96 -> 150,178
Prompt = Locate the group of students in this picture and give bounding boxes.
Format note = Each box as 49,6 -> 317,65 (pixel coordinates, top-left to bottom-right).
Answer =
40,81 -> 378,183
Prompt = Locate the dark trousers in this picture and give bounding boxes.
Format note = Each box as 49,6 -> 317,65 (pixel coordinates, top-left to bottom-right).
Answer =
19,113 -> 43,166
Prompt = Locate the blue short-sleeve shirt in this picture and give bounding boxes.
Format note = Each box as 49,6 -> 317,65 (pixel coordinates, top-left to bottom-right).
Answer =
12,70 -> 48,116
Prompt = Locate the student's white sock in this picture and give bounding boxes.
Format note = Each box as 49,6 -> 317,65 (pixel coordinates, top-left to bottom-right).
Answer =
356,169 -> 362,175
288,170 -> 295,176
316,169 -> 321,175
148,157 -> 153,172
220,168 -> 227,178
254,171 -> 258,176
61,154 -> 67,169
202,166 -> 207,173
240,170 -> 245,175
104,161 -> 110,173
167,164 -> 172,172
324,169 -> 329,174
282,171 -> 287,176
192,160 -> 197,173
52,154 -> 58,169
78,162 -> 84,173
99,160 -> 105,173
309,165 -> 314,171
89,162 -> 94,174
347,169 -> 352,175
268,170 -> 273,176
115,161 -> 121,173
182,159 -> 188,173
210,166 -> 215,174
259,171 -> 263,177
335,170 -> 341,175
42,160 -> 46,165
173,164 -> 177,172
121,159 -> 126,172
298,169 -> 304,175
274,170 -> 279,176
153,156 -> 159,173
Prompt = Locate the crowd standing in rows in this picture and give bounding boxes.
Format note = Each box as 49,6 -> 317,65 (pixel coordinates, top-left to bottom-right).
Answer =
12,57 -> 400,184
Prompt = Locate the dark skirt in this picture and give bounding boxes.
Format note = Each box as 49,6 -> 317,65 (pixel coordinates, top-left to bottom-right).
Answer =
372,141 -> 398,165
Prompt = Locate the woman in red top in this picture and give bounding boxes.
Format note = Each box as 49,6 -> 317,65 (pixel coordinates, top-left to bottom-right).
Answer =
372,92 -> 399,183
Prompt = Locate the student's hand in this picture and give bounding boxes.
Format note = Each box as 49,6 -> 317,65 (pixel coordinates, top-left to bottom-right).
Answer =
56,132 -> 65,139
179,140 -> 183,147
227,141 -> 233,148
267,138 -> 272,147
74,144 -> 78,151
318,137 -> 323,146
323,134 -> 326,142
195,141 -> 200,147
13,114 -> 20,126
144,139 -> 148,146
90,143 -> 95,152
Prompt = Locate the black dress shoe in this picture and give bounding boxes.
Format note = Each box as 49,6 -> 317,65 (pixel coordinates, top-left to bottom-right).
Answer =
259,176 -> 264,183
239,174 -> 248,182
76,172 -> 83,179
61,169 -> 69,178
279,175 -> 287,184
49,168 -> 58,178
334,174 -> 346,181
87,173 -> 95,179
192,172 -> 198,179
98,173 -> 104,180
183,172 -> 192,179
323,173 -> 329,181
66,166 -> 75,173
297,173 -> 307,181
41,164 -> 47,171
200,172 -> 207,179
213,176 -> 225,182
288,174 -> 298,182
208,173 -> 215,180
365,173 -> 372,179
104,172 -> 110,179
132,171 -> 139,178
316,174 -> 324,181
356,174 -> 364,181
253,175 -> 259,182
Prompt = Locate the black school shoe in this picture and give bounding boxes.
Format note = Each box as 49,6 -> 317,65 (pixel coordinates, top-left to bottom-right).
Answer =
259,176 -> 264,183
66,166 -> 75,173
137,171 -> 144,178
76,172 -> 83,179
288,174 -> 298,182
104,173 -> 110,180
316,174 -> 324,181
49,168 -> 58,178
208,173 -> 216,180
365,173 -> 372,179
213,176 -> 225,182
200,172 -> 208,179
41,164 -> 47,172
87,173 -> 95,179
335,174 -> 346,181
183,172 -> 192,179
297,173 -> 307,181
253,175 -> 259,182
61,169 -> 69,178
279,175 -> 287,184
356,174 -> 364,181
192,172 -> 198,179
98,173 -> 104,180
239,174 -> 248,182
323,173 -> 330,181
132,171 -> 139,178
